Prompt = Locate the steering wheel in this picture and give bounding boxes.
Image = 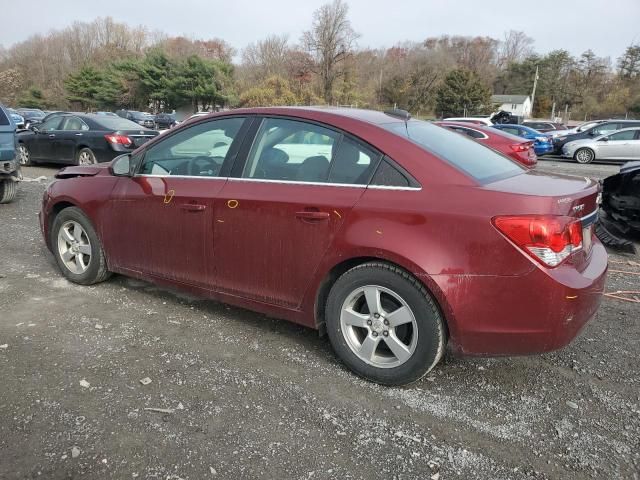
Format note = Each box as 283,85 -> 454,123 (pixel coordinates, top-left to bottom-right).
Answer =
188,156 -> 223,176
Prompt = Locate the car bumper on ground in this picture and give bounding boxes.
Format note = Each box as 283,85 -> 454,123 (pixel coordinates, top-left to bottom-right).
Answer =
433,241 -> 608,356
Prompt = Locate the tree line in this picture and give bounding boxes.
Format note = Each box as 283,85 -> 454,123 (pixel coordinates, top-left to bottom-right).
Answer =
0,2 -> 638,120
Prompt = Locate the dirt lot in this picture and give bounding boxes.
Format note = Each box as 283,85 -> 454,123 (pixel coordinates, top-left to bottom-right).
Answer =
1,158 -> 638,480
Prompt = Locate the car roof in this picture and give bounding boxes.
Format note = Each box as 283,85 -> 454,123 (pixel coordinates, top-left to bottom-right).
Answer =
207,106 -> 409,126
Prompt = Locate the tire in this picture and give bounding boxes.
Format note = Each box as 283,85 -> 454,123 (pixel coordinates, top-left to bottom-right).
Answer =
0,180 -> 17,204
574,148 -> 595,164
51,207 -> 111,285
18,143 -> 32,166
76,148 -> 97,166
325,262 -> 446,386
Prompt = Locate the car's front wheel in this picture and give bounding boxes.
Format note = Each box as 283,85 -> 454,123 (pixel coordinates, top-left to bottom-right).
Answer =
325,262 -> 446,386
51,207 -> 111,285
18,144 -> 32,166
574,148 -> 595,164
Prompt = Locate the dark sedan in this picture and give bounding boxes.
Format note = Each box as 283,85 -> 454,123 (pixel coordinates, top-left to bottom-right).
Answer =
17,113 -> 159,166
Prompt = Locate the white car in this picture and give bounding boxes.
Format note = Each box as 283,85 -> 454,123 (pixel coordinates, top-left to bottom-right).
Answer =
562,127 -> 640,163
443,116 -> 493,126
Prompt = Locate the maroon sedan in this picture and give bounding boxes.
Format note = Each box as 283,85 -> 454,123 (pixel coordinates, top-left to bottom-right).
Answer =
435,121 -> 537,167
39,107 -> 607,385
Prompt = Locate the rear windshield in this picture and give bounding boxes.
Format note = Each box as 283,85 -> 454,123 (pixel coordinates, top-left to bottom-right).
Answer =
93,116 -> 150,131
383,120 -> 524,182
0,106 -> 9,126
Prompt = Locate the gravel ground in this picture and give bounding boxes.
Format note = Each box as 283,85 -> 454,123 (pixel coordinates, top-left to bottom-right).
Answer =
0,160 -> 638,480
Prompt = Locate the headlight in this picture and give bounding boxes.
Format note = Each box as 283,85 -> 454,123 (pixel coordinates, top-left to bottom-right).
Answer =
535,136 -> 547,142
557,136 -> 567,141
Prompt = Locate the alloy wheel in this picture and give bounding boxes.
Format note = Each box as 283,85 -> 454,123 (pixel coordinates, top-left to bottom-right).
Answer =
18,145 -> 29,165
78,151 -> 96,165
340,285 -> 418,368
576,149 -> 594,164
57,220 -> 92,274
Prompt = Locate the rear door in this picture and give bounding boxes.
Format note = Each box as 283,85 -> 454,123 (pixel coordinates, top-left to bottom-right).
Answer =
103,116 -> 249,287
56,116 -> 90,162
212,116 -> 381,308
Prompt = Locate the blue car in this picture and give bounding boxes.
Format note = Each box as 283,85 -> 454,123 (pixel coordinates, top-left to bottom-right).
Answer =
0,103 -> 20,203
492,124 -> 554,156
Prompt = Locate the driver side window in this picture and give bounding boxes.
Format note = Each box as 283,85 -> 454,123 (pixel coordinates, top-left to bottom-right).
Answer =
139,117 -> 245,177
40,117 -> 63,131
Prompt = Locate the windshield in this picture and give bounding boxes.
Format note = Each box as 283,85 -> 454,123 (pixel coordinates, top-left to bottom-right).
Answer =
94,116 -> 152,131
131,112 -> 153,120
382,120 -> 524,183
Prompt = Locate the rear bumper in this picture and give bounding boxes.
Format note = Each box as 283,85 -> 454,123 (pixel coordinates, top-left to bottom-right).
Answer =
433,242 -> 608,356
534,143 -> 554,155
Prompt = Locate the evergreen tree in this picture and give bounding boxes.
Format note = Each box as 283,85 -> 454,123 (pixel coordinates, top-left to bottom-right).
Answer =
435,69 -> 491,117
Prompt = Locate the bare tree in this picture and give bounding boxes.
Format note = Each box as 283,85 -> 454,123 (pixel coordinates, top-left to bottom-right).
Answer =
242,35 -> 290,80
499,30 -> 534,67
302,0 -> 359,103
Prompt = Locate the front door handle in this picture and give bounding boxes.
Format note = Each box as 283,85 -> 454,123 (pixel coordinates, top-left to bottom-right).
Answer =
48,134 -> 55,138
296,211 -> 330,221
180,203 -> 206,212
75,133 -> 83,136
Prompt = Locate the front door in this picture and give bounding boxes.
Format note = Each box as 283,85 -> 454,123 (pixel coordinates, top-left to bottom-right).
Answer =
598,129 -> 638,159
30,116 -> 64,161
213,117 -> 380,308
102,116 -> 249,287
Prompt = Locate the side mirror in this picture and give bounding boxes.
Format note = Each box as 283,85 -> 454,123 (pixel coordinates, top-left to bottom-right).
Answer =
30,125 -> 40,133
599,136 -> 609,142
111,154 -> 132,176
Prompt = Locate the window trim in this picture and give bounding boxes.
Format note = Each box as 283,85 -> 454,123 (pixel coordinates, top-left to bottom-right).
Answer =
231,115 -> 385,186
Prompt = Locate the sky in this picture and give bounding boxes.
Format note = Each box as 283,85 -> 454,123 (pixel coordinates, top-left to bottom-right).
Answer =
1,0 -> 638,61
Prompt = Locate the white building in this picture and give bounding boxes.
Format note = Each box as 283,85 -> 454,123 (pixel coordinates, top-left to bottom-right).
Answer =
491,94 -> 532,118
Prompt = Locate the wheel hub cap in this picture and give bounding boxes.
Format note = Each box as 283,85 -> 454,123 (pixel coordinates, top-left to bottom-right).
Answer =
340,285 -> 418,369
57,220 -> 91,274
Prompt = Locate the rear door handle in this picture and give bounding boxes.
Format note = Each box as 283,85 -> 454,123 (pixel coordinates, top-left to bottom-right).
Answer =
296,211 -> 330,221
75,133 -> 83,136
48,134 -> 55,138
180,203 -> 206,212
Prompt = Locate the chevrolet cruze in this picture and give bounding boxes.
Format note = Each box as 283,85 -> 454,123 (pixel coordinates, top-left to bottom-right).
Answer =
39,107 -> 608,385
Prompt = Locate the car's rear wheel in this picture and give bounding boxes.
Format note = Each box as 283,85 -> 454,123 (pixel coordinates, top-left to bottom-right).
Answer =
18,144 -> 32,166
574,148 -> 595,164
51,207 -> 110,285
325,262 -> 446,386
0,180 -> 17,204
76,148 -> 97,166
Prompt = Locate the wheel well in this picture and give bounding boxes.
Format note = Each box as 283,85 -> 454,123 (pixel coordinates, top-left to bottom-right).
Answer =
47,201 -> 76,247
314,257 -> 445,337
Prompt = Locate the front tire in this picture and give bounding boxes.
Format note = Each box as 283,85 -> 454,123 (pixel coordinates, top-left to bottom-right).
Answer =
325,262 -> 446,386
51,207 -> 111,285
76,148 -> 97,166
18,144 -> 32,166
574,148 -> 595,164
0,180 -> 17,204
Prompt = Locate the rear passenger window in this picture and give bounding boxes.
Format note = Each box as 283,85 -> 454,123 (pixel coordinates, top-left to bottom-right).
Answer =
0,108 -> 9,126
370,159 -> 416,188
243,118 -> 380,185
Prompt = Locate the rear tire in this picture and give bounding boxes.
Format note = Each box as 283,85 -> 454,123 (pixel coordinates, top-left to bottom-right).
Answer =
51,207 -> 111,285
325,262 -> 446,386
76,148 -> 97,166
0,180 -> 17,204
574,148 -> 595,164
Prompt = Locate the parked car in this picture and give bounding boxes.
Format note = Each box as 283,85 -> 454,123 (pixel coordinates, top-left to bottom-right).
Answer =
7,108 -> 25,129
522,121 -> 567,133
434,121 -> 537,167
491,124 -> 554,156
116,110 -> 156,129
442,116 -> 493,126
17,113 -> 159,166
154,112 -> 177,130
16,108 -> 46,128
0,103 -> 20,203
553,120 -> 640,154
39,107 -> 607,385
561,127 -> 640,163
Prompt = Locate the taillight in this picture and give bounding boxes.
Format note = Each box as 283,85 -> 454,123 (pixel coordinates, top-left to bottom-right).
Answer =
510,143 -> 530,152
104,134 -> 132,147
492,215 -> 583,267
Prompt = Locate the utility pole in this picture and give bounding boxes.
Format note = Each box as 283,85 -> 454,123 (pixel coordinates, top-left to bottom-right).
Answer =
530,65 -> 539,119
564,104 -> 569,124
551,101 -> 556,121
